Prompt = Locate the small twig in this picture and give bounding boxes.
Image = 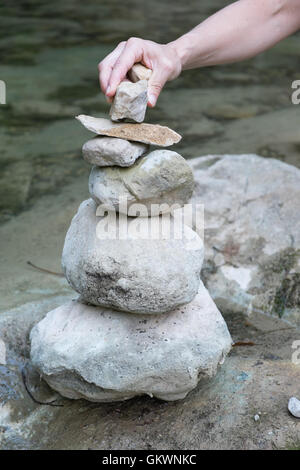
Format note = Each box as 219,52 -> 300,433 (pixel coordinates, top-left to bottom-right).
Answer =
259,327 -> 296,336
27,261 -> 64,277
21,366 -> 64,407
233,341 -> 256,347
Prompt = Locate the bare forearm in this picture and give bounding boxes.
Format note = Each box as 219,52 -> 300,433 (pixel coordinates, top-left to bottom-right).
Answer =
170,0 -> 300,70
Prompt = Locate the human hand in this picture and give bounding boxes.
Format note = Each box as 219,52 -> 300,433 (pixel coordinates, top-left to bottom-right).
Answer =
98,38 -> 182,107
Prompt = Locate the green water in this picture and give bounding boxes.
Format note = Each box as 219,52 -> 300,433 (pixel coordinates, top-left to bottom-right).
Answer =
0,0 -> 299,222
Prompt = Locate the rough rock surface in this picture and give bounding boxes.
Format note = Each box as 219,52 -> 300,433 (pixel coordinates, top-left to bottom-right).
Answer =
128,63 -> 152,82
76,115 -> 182,147
82,136 -> 148,167
189,154 -> 300,326
110,80 -> 148,123
89,149 -> 194,216
62,199 -> 203,314
1,295 -> 300,450
30,283 -> 232,402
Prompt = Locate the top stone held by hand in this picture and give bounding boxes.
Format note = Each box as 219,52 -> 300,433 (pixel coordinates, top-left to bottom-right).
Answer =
110,79 -> 148,123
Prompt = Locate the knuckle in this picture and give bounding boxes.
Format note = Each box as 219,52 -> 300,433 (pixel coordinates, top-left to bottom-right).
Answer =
127,36 -> 140,46
98,61 -> 104,71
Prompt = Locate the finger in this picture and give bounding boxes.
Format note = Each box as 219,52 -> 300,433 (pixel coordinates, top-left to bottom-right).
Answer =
147,68 -> 169,107
107,38 -> 143,97
98,42 -> 126,95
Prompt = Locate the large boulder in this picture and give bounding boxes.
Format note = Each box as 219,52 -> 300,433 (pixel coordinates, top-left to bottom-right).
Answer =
30,282 -> 232,402
189,154 -> 300,326
89,149 -> 194,216
62,199 -> 203,314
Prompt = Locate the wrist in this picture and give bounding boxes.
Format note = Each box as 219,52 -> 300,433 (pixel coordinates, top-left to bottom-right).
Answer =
167,35 -> 193,71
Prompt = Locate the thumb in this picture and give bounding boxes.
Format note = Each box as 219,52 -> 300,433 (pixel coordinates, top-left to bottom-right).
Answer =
147,69 -> 168,107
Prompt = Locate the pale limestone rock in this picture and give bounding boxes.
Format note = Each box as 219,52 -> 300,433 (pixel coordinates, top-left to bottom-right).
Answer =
89,149 -> 194,216
82,136 -> 148,167
110,80 -> 148,123
76,115 -> 182,147
288,397 -> 300,418
30,283 -> 232,402
62,199 -> 203,314
189,154 -> 300,326
128,63 -> 152,82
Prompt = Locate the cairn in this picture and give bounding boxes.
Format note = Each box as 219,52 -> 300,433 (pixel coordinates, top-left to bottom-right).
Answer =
30,64 -> 232,402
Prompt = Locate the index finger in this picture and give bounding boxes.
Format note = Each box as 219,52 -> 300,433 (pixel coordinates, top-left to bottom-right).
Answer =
98,42 -> 126,95
106,38 -> 143,97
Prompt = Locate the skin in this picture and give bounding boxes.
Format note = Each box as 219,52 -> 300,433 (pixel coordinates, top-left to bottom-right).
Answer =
98,0 -> 300,107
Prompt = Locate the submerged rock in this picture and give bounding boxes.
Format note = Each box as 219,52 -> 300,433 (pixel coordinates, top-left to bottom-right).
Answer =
189,154 -> 300,326
62,199 -> 203,314
110,80 -> 148,123
76,115 -> 182,147
30,283 -> 232,402
82,136 -> 148,167
89,149 -> 194,216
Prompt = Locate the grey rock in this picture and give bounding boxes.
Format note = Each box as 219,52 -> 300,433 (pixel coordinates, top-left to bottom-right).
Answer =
110,80 -> 148,123
89,149 -> 194,216
75,115 -> 182,147
2,293 -> 300,449
189,154 -> 300,326
62,199 -> 203,314
288,397 -> 300,418
30,283 -> 232,402
82,136 -> 148,167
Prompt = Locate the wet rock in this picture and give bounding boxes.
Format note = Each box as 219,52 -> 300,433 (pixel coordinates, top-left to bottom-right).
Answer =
0,162 -> 32,214
183,116 -> 223,138
76,115 -> 182,147
110,80 -> 148,123
0,339 -> 6,365
89,149 -> 194,215
62,199 -> 203,314
189,154 -> 300,326
30,283 -> 232,402
288,397 -> 300,418
205,103 -> 265,120
82,136 -> 148,167
22,362 -> 61,404
128,63 -> 152,82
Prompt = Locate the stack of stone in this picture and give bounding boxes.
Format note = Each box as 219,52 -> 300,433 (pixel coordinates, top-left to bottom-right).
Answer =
30,64 -> 232,402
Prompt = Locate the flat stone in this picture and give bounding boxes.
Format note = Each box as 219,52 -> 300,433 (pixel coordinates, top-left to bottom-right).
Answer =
89,149 -> 194,216
110,80 -> 148,123
62,199 -> 203,314
128,63 -> 152,82
30,283 -> 232,402
288,397 -> 300,418
82,136 -> 148,167
189,154 -> 300,327
76,115 -> 182,147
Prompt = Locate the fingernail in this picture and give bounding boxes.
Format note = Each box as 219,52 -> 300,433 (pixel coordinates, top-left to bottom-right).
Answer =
106,86 -> 111,95
148,94 -> 156,107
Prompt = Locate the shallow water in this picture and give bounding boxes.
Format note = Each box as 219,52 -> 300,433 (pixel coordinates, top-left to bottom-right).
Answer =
0,0 -> 299,310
